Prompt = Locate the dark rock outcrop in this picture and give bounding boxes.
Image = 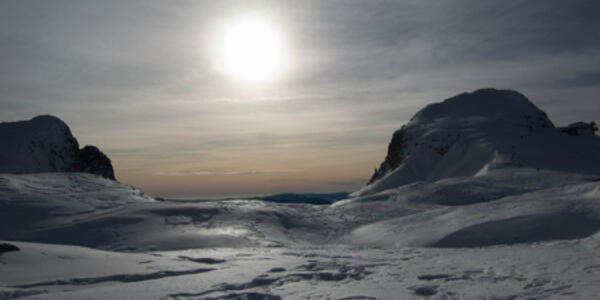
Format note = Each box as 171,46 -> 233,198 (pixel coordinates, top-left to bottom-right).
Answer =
0,115 -> 116,180
79,145 -> 116,180
369,130 -> 406,184
559,121 -> 598,136
0,243 -> 20,253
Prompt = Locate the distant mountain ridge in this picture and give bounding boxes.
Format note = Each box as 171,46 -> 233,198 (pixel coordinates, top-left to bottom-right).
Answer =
250,192 -> 349,204
0,115 -> 115,180
161,192 -> 350,205
355,88 -> 600,197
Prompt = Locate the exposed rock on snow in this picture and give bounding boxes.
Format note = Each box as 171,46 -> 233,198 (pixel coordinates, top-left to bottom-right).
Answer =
78,146 -> 115,180
368,130 -> 406,184
559,121 -> 598,136
0,243 -> 19,254
0,115 -> 115,180
359,88 -> 600,197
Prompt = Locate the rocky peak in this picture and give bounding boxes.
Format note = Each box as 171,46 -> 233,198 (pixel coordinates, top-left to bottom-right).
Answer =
0,115 -> 116,180
559,121 -> 598,136
369,88 -> 552,184
79,145 -> 116,180
357,88 -> 599,197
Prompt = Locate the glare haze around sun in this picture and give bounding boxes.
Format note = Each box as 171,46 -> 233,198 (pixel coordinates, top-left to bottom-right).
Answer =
218,17 -> 286,84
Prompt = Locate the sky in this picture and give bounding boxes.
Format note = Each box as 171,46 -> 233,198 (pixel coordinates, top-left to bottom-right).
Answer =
1,0 -> 599,198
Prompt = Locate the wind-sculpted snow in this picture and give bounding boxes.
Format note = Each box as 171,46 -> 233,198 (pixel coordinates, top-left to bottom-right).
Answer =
345,170 -> 600,248
0,173 -> 154,244
2,176 -> 600,298
433,213 -> 600,247
2,168 -> 599,255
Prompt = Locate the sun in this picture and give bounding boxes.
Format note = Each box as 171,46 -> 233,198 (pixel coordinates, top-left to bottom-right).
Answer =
218,17 -> 286,84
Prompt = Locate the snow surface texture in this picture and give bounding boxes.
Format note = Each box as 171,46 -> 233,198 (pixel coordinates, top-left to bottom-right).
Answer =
1,88 -> 600,299
0,115 -> 115,180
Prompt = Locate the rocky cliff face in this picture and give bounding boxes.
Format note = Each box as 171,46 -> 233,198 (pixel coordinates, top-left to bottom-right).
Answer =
78,145 -> 116,180
0,115 -> 115,180
356,88 -> 600,197
368,130 -> 406,184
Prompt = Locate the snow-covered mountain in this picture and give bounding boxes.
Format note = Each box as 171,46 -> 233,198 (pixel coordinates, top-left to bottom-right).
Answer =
357,88 -> 600,197
0,115 -> 115,180
1,90 -> 600,299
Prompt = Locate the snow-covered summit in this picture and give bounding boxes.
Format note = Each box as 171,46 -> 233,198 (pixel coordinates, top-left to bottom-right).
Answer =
356,88 -> 600,197
0,115 -> 115,180
409,88 -> 554,128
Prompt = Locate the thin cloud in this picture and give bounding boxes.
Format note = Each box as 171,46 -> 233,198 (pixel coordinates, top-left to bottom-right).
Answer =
152,170 -> 303,176
207,94 -> 332,103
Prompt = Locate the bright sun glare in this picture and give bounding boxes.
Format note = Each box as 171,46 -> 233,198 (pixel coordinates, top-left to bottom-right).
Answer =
218,17 -> 286,84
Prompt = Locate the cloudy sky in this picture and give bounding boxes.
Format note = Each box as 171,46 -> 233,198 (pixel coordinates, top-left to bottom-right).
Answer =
1,0 -> 599,198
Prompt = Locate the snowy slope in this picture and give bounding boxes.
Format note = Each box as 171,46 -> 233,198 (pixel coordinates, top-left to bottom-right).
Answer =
0,172 -> 347,251
0,170 -> 598,299
341,168 -> 600,248
1,237 -> 599,300
2,168 -> 599,298
0,173 -> 154,248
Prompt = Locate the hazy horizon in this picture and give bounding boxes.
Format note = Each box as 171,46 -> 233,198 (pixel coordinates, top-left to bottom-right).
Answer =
2,1 -> 599,198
